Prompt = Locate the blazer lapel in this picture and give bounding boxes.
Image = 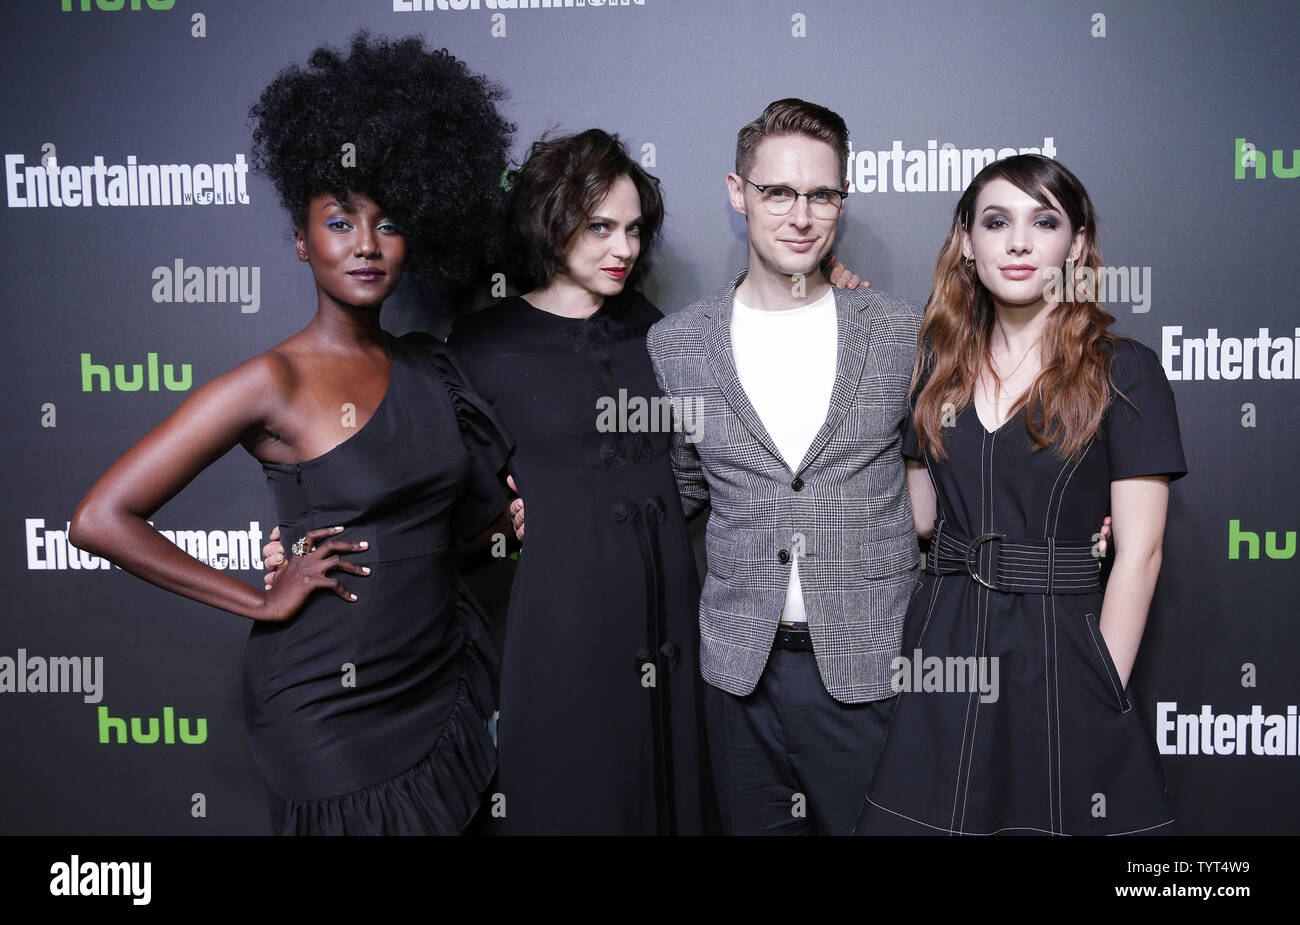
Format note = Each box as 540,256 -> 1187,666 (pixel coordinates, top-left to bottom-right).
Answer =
794,290 -> 870,474
703,274 -> 788,470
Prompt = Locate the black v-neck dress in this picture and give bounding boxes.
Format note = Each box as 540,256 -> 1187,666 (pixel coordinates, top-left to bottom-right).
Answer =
855,338 -> 1186,835
245,333 -> 509,835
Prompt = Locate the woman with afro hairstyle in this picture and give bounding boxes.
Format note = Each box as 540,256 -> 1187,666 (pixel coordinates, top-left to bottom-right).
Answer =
854,155 -> 1185,835
70,32 -> 516,835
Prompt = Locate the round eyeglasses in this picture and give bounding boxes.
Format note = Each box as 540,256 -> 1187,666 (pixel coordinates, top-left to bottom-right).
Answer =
745,180 -> 845,218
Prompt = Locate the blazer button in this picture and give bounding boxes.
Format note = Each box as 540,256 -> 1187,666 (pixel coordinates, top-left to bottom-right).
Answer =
778,549 -> 790,564
791,477 -> 804,491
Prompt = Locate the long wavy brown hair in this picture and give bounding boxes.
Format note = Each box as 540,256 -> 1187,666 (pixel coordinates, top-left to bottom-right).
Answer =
912,154 -> 1130,461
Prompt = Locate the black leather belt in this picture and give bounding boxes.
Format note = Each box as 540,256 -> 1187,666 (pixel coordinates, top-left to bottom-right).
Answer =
773,625 -> 814,652
925,519 -> 1101,595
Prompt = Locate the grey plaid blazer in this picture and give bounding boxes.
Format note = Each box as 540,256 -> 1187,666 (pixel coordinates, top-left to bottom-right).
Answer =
646,270 -> 923,703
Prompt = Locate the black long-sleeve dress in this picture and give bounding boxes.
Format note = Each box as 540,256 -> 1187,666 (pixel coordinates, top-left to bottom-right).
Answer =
450,290 -> 715,834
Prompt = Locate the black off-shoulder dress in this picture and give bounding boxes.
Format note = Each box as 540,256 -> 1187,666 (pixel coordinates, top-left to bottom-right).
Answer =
245,333 -> 510,835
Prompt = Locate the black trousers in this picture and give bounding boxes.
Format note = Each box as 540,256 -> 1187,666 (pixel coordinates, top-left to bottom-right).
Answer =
705,646 -> 896,835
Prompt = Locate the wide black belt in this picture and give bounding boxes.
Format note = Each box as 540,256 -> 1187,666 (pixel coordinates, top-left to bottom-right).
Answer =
924,519 -> 1101,595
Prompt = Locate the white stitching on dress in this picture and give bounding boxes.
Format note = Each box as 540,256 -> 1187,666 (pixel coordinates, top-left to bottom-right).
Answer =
863,795 -> 1174,836
1052,594 -> 1063,833
960,424 -> 997,832
1042,594 -> 1052,833
1085,611 -> 1128,712
1051,441 -> 1093,539
950,429 -> 988,834
1045,441 -> 1093,833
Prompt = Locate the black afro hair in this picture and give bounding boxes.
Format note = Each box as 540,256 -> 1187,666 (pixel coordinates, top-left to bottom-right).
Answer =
250,31 -> 513,288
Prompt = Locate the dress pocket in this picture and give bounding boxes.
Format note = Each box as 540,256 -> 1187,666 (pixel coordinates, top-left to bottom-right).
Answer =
1083,612 -> 1131,713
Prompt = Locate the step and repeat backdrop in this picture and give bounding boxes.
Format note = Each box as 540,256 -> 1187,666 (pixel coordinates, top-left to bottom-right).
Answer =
2,0 -> 1296,835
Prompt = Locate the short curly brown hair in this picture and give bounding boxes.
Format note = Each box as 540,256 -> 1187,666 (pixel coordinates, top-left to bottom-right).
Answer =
506,129 -> 664,289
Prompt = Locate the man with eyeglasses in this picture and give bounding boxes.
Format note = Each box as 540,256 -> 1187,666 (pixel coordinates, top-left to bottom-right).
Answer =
646,98 -> 923,834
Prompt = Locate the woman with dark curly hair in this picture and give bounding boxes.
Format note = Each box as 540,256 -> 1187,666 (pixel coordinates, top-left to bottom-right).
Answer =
445,129 -> 716,834
854,155 -> 1185,835
69,32 -> 515,835
439,130 -> 862,833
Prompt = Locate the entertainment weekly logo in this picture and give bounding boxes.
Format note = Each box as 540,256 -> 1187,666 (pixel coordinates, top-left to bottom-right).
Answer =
5,152 -> 250,208
1162,326 -> 1300,381
1157,702 -> 1300,756
845,137 -> 1058,193
393,0 -> 645,10
25,518 -> 267,571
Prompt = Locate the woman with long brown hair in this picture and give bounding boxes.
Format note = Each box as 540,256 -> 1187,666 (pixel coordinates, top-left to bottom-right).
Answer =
855,154 -> 1185,835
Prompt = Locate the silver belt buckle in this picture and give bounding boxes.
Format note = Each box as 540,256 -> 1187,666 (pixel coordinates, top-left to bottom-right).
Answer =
964,533 -> 1004,591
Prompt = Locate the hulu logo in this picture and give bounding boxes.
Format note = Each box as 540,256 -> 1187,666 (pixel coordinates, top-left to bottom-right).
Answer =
81,352 -> 192,392
1228,519 -> 1296,560
1235,138 -> 1299,179
61,0 -> 175,10
98,706 -> 207,744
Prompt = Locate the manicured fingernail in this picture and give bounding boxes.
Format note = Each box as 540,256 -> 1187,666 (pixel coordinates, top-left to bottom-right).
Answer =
350,593 -> 358,601
334,526 -> 345,532
362,567 -> 371,575
359,541 -> 369,549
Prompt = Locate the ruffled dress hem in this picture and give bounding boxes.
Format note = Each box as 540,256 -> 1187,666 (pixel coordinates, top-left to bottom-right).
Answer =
267,602 -> 498,836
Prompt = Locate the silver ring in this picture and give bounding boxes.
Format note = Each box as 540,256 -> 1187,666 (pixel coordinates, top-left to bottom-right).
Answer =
291,536 -> 309,557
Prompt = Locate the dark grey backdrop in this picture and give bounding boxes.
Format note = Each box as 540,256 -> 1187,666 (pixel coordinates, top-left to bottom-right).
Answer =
2,0 -> 1296,834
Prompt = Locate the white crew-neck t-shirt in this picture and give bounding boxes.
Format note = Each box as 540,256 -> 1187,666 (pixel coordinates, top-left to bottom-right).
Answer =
731,287 -> 838,623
